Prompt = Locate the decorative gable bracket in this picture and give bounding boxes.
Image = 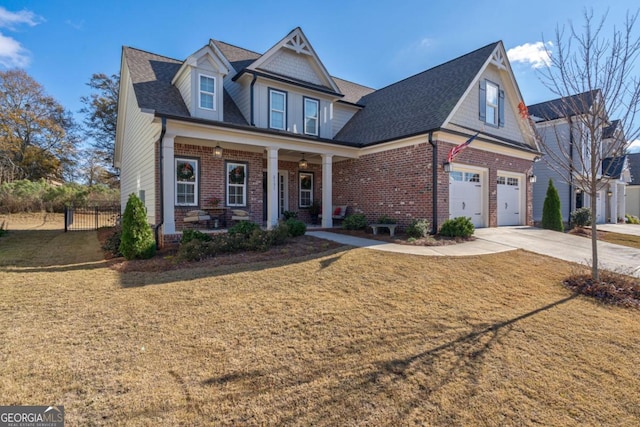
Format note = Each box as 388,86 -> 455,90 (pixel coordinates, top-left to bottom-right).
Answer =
491,49 -> 507,70
284,33 -> 312,55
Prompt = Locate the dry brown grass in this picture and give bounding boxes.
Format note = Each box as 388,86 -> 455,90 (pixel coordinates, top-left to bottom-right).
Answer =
598,231 -> 640,249
1,220 -> 640,425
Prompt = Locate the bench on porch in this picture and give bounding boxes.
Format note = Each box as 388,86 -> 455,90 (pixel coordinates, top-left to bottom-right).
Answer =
318,205 -> 348,222
183,210 -> 212,228
370,223 -> 398,237
231,209 -> 251,222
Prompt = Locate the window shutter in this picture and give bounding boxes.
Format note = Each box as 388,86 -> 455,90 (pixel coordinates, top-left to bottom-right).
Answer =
479,80 -> 486,121
498,89 -> 505,127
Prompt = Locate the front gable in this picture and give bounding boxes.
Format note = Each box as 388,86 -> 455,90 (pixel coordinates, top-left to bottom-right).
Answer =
246,27 -> 340,93
443,42 -> 538,152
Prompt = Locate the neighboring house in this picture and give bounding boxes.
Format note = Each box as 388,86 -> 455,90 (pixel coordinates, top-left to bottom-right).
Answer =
625,153 -> 640,218
115,27 -> 539,241
529,91 -> 629,224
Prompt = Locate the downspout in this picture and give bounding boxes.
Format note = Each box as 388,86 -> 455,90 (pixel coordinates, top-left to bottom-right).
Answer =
249,72 -> 257,126
568,116 -> 574,224
428,132 -> 438,233
154,116 -> 167,248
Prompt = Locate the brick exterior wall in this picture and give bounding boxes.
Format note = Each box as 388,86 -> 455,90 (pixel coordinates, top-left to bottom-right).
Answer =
333,139 -> 534,230
159,138 -> 533,233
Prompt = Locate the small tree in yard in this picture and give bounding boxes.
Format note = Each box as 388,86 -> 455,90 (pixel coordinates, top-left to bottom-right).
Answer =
542,179 -> 564,232
119,193 -> 155,260
537,9 -> 640,280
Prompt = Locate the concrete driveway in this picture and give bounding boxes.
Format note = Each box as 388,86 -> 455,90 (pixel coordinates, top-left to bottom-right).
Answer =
475,226 -> 640,277
309,225 -> 640,277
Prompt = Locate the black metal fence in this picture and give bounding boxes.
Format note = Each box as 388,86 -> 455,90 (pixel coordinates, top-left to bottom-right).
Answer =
64,205 -> 121,231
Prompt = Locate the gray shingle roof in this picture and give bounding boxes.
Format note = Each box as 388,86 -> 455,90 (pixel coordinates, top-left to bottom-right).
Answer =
332,77 -> 374,105
334,42 -> 500,146
528,90 -> 600,121
602,155 -> 627,179
211,40 -> 260,73
626,153 -> 640,185
123,46 -> 247,126
603,119 -> 620,139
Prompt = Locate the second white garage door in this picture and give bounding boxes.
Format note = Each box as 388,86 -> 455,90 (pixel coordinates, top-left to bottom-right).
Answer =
449,170 -> 484,227
497,175 -> 522,226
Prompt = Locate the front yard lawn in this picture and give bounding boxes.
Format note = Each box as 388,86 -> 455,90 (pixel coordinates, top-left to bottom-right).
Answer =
1,228 -> 639,426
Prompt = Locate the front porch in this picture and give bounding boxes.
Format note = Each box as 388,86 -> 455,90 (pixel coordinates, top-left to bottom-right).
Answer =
159,122 -> 358,235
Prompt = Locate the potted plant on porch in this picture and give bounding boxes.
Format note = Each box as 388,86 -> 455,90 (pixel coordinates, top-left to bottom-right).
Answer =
309,200 -> 321,225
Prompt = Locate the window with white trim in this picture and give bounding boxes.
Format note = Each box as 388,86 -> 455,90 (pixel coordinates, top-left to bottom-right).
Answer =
485,82 -> 499,125
175,158 -> 198,206
226,162 -> 247,206
479,79 -> 504,127
299,172 -> 313,208
269,89 -> 286,130
199,74 -> 216,110
304,97 -> 319,136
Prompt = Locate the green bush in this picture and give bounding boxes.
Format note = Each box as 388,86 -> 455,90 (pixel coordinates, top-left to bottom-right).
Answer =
626,214 -> 640,224
101,226 -> 122,257
542,179 -> 564,232
285,218 -> 306,237
377,215 -> 397,224
283,211 -> 298,220
439,217 -> 475,238
570,207 -> 592,228
119,193 -> 156,260
343,213 -> 367,230
228,221 -> 260,237
181,229 -> 212,245
406,218 -> 431,238
271,223 -> 290,245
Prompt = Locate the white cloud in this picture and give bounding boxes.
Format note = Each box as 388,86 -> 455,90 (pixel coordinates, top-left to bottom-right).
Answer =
0,7 -> 43,69
392,37 -> 436,69
627,139 -> 640,153
507,41 -> 552,69
0,7 -> 42,29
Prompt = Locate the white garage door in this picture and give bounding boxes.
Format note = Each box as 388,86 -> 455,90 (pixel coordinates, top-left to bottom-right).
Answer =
497,175 -> 522,226
449,171 -> 483,227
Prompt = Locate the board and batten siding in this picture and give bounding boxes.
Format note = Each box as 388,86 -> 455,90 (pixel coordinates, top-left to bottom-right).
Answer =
626,186 -> 640,217
119,70 -> 161,224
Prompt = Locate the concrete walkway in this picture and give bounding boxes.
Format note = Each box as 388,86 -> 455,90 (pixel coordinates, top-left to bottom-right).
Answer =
308,225 -> 640,277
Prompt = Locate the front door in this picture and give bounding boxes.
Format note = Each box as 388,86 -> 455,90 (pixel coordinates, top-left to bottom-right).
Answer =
263,171 -> 288,221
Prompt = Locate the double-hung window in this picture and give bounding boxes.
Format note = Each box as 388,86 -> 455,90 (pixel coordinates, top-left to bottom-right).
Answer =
299,172 -> 313,208
176,158 -> 198,206
479,79 -> 504,127
304,97 -> 319,136
199,74 -> 216,110
226,162 -> 247,207
269,89 -> 286,130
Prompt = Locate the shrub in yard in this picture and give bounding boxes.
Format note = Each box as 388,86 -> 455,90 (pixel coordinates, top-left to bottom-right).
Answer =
343,213 -> 367,230
439,217 -> 474,238
570,207 -> 592,228
178,239 -> 214,261
181,229 -> 212,245
626,214 -> 640,224
285,218 -> 306,237
377,215 -> 397,224
101,225 -> 122,257
247,229 -> 274,252
542,179 -> 564,232
283,211 -> 298,220
228,221 -> 260,237
119,193 -> 156,260
271,223 -> 290,245
406,218 -> 431,238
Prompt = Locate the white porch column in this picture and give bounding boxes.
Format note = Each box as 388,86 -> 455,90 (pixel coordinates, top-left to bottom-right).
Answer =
266,147 -> 279,230
162,134 -> 176,234
321,154 -> 333,228
619,183 -> 626,222
610,184 -> 618,223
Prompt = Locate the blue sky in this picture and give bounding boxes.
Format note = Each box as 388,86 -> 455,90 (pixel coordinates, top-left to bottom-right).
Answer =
1,0 -> 638,145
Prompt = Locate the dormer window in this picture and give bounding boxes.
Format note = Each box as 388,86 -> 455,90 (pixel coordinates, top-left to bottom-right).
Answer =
304,97 -> 319,136
479,79 -> 504,127
269,89 -> 287,130
199,74 -> 216,110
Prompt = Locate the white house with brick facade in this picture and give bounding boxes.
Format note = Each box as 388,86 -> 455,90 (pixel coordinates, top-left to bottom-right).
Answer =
115,27 -> 540,241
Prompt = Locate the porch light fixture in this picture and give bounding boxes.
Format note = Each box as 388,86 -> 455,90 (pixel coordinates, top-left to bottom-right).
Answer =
443,162 -> 451,173
298,153 -> 308,169
529,174 -> 537,183
213,144 -> 223,159
576,188 -> 582,194
607,190 -> 613,197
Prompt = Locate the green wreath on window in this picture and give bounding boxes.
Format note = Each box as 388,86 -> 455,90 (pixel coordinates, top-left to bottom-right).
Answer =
177,162 -> 194,180
229,166 -> 245,184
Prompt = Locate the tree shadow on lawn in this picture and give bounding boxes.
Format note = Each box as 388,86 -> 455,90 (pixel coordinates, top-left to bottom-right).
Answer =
195,293 -> 579,425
